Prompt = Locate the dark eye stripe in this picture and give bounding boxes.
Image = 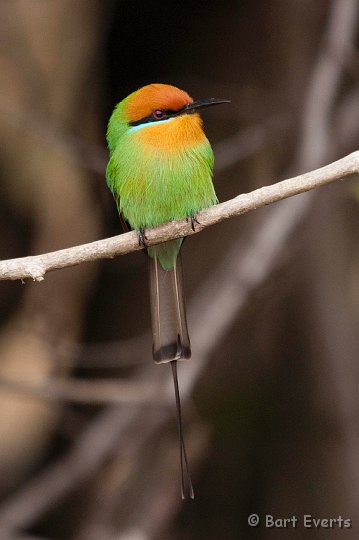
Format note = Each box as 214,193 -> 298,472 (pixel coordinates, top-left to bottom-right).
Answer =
129,106 -> 188,127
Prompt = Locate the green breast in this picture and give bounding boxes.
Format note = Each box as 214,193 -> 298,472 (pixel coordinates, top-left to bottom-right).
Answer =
106,135 -> 217,269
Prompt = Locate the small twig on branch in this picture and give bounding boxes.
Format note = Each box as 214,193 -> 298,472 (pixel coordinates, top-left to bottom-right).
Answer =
0,151 -> 358,283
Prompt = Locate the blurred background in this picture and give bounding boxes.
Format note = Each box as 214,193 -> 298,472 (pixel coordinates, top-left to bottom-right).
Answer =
0,0 -> 359,539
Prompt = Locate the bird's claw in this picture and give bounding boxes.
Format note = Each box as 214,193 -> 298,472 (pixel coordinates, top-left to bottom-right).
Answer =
188,215 -> 200,232
138,228 -> 148,247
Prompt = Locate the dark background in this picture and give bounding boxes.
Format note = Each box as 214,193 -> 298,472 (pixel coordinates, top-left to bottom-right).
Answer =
0,1 -> 358,539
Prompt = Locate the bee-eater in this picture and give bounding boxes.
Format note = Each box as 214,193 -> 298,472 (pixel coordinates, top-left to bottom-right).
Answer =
106,83 -> 229,498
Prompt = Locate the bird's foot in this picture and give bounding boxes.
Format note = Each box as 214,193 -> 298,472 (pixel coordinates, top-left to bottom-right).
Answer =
138,227 -> 148,247
187,214 -> 200,232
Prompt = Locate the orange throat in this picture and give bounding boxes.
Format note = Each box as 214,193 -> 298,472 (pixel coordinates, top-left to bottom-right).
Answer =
133,113 -> 207,153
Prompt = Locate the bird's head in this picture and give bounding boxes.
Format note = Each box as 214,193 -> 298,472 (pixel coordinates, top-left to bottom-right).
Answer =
107,83 -> 229,153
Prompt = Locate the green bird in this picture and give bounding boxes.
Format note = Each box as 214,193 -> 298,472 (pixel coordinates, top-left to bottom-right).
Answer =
106,83 -> 229,498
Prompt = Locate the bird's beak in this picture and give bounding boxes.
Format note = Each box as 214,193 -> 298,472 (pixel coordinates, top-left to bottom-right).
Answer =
184,98 -> 230,112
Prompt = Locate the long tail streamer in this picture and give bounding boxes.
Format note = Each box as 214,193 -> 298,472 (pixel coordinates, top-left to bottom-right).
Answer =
171,360 -> 194,499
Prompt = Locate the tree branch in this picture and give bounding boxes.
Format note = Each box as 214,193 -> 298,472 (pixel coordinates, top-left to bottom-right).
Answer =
0,377 -> 167,405
0,151 -> 358,282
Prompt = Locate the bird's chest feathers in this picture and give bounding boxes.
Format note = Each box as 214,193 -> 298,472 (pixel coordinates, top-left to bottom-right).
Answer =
132,114 -> 207,152
114,116 -> 215,228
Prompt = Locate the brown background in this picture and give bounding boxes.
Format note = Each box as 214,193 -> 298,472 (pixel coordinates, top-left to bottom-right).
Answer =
0,1 -> 358,539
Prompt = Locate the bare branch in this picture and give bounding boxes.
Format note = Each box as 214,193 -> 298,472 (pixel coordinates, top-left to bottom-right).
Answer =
0,151 -> 358,282
0,405 -> 144,530
214,113 -> 290,171
0,377 -> 167,405
0,533 -> 54,540
297,0 -> 359,168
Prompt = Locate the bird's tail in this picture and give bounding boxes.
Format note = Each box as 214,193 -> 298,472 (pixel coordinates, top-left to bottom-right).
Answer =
149,250 -> 194,498
149,252 -> 191,363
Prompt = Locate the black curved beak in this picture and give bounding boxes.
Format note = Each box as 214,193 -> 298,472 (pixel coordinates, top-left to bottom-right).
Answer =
184,98 -> 230,112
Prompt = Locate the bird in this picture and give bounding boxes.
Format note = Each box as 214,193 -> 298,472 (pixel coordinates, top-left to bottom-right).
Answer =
106,83 -> 229,498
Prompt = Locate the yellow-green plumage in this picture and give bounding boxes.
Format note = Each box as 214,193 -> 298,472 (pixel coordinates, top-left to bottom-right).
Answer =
106,83 -> 219,359
106,101 -> 217,269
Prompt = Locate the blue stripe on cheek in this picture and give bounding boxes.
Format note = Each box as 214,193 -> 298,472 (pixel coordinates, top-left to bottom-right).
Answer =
129,116 -> 175,132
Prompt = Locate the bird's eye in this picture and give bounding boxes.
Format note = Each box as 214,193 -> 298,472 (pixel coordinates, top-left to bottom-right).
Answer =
153,109 -> 165,120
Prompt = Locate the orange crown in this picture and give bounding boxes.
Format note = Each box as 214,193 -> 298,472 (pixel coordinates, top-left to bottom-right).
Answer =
124,84 -> 193,122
